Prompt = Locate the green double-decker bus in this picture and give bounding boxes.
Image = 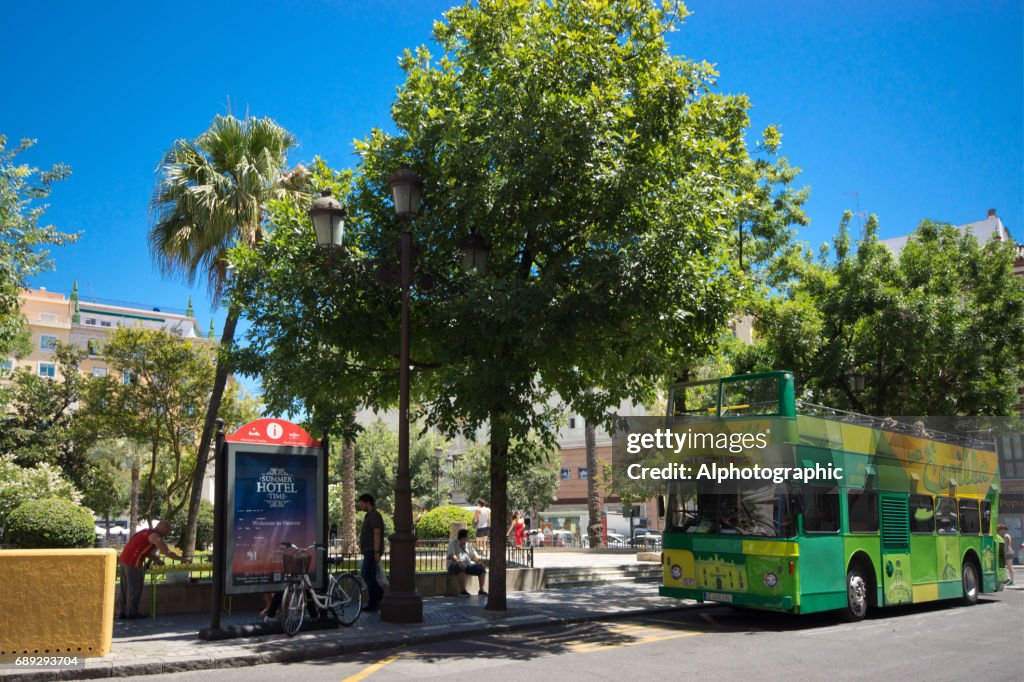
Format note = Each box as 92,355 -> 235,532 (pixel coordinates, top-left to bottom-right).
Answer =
659,371 -> 1005,620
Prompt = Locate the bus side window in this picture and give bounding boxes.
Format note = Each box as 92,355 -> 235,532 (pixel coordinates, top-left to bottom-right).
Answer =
909,494 -> 934,534
936,496 -> 959,535
803,486 -> 840,533
847,490 -> 879,533
980,501 -> 992,535
957,499 -> 980,535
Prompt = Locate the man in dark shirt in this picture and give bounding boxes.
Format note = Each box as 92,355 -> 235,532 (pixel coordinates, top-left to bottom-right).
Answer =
359,493 -> 385,612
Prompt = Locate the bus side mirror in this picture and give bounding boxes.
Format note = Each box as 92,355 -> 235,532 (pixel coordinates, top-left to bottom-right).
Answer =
657,495 -> 665,518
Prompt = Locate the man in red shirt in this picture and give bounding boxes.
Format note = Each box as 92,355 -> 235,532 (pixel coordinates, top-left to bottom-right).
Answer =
118,520 -> 182,619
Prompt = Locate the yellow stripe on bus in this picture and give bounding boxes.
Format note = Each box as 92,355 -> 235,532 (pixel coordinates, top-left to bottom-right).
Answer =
742,540 -> 799,557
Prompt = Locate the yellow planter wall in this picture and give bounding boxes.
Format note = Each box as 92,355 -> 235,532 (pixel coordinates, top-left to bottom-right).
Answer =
0,549 -> 115,657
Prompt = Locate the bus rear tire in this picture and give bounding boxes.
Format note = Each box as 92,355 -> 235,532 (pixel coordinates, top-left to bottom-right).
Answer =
842,565 -> 869,622
961,560 -> 979,606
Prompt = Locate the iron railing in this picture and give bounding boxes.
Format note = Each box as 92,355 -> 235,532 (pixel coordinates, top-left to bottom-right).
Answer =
326,538 -> 533,575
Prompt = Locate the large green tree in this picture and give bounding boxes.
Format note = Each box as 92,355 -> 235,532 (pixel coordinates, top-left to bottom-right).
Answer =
0,343 -> 97,481
232,0 -> 803,610
735,212 -> 1024,416
149,114 -> 300,556
0,135 -> 77,358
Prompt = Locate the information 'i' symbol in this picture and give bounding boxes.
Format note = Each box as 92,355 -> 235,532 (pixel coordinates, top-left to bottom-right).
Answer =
266,422 -> 284,440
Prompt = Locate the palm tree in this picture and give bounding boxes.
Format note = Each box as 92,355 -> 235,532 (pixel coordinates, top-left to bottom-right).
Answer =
149,114 -> 300,557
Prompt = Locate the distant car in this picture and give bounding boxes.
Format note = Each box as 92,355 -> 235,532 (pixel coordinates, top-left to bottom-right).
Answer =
605,532 -> 628,547
632,529 -> 662,547
548,530 -> 581,547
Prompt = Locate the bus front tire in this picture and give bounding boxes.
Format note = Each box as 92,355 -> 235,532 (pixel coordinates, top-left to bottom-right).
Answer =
842,565 -> 869,622
961,560 -> 979,606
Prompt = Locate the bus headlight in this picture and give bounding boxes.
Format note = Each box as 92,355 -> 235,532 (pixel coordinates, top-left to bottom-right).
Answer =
764,572 -> 778,587
670,565 -> 682,580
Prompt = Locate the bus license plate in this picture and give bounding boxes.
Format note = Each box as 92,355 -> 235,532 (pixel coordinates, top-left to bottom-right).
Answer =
705,592 -> 733,603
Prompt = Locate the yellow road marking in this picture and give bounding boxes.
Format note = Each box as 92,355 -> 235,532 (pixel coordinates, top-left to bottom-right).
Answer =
340,653 -> 400,682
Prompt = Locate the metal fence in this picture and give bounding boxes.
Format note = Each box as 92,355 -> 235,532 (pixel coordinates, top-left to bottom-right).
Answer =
326,538 -> 533,575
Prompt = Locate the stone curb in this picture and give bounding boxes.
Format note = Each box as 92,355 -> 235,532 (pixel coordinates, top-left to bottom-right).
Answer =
3,601 -> 700,681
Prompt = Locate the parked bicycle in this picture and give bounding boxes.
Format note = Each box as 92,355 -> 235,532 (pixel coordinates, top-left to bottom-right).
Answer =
279,542 -> 364,636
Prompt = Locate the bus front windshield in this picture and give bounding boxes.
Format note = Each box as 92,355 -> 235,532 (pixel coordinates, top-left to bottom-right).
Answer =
667,484 -> 795,538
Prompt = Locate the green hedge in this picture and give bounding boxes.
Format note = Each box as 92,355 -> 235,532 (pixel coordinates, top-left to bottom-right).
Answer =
416,505 -> 474,539
7,497 -> 95,549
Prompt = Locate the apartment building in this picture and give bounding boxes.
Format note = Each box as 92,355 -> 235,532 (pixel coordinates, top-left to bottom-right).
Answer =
9,283 -> 209,381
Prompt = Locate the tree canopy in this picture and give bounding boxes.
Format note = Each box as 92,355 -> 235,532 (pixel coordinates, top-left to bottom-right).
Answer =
734,212 -> 1024,416
0,135 -> 77,358
230,0 -> 807,610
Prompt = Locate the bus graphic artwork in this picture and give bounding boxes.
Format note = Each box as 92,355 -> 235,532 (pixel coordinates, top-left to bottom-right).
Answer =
655,371 -> 1004,621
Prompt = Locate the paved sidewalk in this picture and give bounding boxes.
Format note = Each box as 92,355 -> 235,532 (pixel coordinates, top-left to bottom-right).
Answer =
1,584 -> 696,681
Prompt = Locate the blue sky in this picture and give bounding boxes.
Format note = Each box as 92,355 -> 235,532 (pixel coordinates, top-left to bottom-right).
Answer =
4,0 -> 1021,396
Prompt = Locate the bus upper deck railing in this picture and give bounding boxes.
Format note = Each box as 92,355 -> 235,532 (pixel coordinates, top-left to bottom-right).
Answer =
795,401 -> 996,450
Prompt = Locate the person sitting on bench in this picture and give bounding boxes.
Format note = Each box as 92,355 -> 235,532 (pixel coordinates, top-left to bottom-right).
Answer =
447,528 -> 487,597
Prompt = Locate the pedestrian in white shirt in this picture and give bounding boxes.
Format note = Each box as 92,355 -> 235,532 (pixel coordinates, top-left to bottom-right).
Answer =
447,528 -> 487,597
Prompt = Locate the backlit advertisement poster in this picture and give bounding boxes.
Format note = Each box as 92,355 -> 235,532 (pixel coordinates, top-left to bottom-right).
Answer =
224,444 -> 325,595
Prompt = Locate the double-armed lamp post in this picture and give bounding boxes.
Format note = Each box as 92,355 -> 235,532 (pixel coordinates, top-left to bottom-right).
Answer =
308,166 -> 489,623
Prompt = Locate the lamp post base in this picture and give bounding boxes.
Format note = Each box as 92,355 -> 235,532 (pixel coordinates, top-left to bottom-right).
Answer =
380,591 -> 423,623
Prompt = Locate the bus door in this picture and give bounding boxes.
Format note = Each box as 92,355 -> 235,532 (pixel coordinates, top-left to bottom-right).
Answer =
879,493 -> 913,605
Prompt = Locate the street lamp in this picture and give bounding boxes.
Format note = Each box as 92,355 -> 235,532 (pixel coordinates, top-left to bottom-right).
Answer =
381,164 -> 425,624
308,188 -> 346,248
457,230 -> 491,274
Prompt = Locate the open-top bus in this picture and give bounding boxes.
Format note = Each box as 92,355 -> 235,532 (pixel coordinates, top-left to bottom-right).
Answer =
659,371 -> 1005,620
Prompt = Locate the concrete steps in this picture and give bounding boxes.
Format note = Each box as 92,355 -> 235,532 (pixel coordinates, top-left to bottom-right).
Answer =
542,564 -> 662,590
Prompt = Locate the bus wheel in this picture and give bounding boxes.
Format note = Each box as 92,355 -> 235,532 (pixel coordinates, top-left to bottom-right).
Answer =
961,561 -> 979,606
843,566 -> 869,622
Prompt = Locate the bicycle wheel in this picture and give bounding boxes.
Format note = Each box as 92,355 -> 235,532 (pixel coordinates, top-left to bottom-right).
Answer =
281,582 -> 306,636
330,573 -> 363,626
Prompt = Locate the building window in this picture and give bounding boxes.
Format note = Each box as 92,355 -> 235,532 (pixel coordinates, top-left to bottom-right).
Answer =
122,370 -> 133,385
936,496 -> 958,535
560,468 -> 571,480
39,334 -> 58,350
100,320 -> 112,328
909,495 -> 934,534
578,467 -> 588,480
92,367 -> 108,378
847,490 -> 879,533
85,317 -> 97,326
38,362 -> 56,378
803,486 -> 840,533
998,434 -> 1024,479
87,339 -> 101,356
958,499 -> 980,535
0,358 -> 12,372
568,417 -> 577,429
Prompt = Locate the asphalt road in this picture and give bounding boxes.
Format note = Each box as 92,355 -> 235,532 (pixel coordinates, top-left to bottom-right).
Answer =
142,588 -> 1024,682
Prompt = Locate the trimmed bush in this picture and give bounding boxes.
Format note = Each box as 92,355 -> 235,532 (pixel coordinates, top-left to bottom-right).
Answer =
416,505 -> 474,539
7,497 -> 95,548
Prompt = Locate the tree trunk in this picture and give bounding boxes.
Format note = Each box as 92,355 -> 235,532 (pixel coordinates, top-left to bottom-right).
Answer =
486,417 -> 509,612
584,418 -> 602,549
180,305 -> 240,558
129,458 -> 140,533
342,433 -> 358,553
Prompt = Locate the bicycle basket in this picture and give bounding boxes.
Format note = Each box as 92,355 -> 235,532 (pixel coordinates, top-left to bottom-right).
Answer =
282,550 -> 312,577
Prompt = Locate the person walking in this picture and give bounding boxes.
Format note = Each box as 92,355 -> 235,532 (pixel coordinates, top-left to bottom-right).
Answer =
117,520 -> 183,619
359,493 -> 386,612
472,498 -> 491,547
507,511 -> 526,548
999,523 -> 1015,585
